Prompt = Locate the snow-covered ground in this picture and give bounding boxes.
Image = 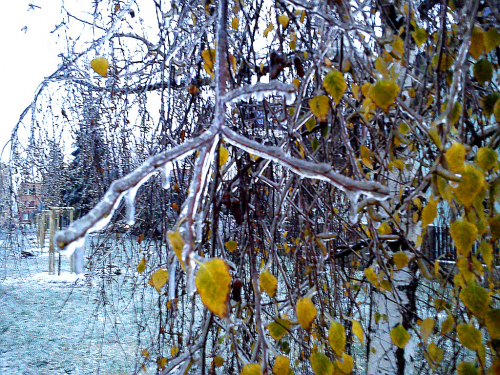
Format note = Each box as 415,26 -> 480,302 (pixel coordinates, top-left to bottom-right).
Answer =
0,232 -> 141,375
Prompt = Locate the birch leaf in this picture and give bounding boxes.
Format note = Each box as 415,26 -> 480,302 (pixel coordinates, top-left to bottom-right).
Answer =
137,258 -> 146,274
278,15 -> 289,29
240,363 -> 263,375
323,70 -> 346,104
469,26 -> 485,60
213,356 -> 224,367
225,240 -> 238,253
352,320 -> 364,344
148,268 -> 168,293
485,28 -> 500,53
267,318 -> 291,340
420,318 -> 434,343
167,230 -> 185,271
231,17 -> 239,30
428,342 -> 443,364
91,57 -> 109,77
334,353 -> 353,374
260,270 -> 278,298
364,267 -> 379,288
378,222 -> 391,235
441,314 -> 454,335
481,93 -> 500,117
309,96 -> 330,122
412,27 -> 427,48
457,324 -> 482,351
486,309 -> 500,340
273,356 -> 293,375
421,199 -> 438,227
305,117 -> 316,132
369,80 -> 399,110
196,258 -> 231,318
264,23 -> 274,37
328,321 -> 346,356
201,49 -> 216,75
393,252 -> 409,270
445,142 -> 465,173
475,147 -> 497,171
474,59 -> 493,85
296,297 -> 317,330
390,324 -> 410,348
450,220 -> 477,257
310,353 -> 333,375
219,146 -> 229,166
460,282 -> 490,319
457,362 -> 479,375
454,165 -> 485,207
478,241 -> 493,271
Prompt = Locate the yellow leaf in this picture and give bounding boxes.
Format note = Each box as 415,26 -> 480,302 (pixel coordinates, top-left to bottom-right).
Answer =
369,80 -> 399,110
441,314 -> 454,335
309,96 -> 330,122
137,258 -> 146,273
273,356 -> 293,375
392,36 -> 404,58
450,220 -> 478,257
260,270 -> 278,298
334,353 -> 353,374
460,282 -> 490,319
267,317 -> 291,340
457,324 -> 482,351
232,17 -> 239,30
328,321 -> 346,356
451,102 -> 462,126
240,363 -> 263,375
486,309 -> 500,340
196,258 -> 232,318
478,241 -> 493,271
428,342 -> 443,364
213,356 -> 224,367
310,353 -> 333,375
474,59 -> 493,85
421,198 -> 438,227
420,318 -> 434,343
201,49 -> 216,75
352,320 -> 364,344
475,147 -> 497,171
445,142 -> 465,173
91,57 -> 109,77
323,70 -> 347,104
157,357 -> 167,370
278,15 -> 289,29
469,26 -> 485,60
364,267 -> 379,288
148,268 -> 169,293
219,146 -> 229,166
393,252 -> 409,270
378,222 -> 391,235
296,297 -> 317,330
485,28 -> 500,53
360,145 -> 374,169
170,346 -> 179,357
225,240 -> 237,253
412,27 -> 427,48
375,57 -> 389,79
293,78 -> 300,88
305,117 -> 317,132
167,230 -> 185,271
457,362 -> 479,375
454,165 -> 485,207
300,10 -> 306,23
390,324 -> 411,349
142,349 -> 149,357
264,23 -> 274,37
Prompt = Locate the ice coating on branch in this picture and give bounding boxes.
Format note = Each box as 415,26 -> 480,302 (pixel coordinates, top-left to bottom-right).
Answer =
168,256 -> 177,300
161,163 -> 172,189
124,173 -> 152,226
223,81 -> 297,105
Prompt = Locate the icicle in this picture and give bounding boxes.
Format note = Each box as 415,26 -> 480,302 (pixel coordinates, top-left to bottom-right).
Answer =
125,185 -> 139,226
186,257 -> 196,296
168,256 -> 177,300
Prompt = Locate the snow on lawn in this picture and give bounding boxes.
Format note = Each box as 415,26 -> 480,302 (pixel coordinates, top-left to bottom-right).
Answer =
0,240 -> 141,375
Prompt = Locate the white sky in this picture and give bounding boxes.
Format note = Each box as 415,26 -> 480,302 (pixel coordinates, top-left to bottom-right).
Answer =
0,0 -> 62,161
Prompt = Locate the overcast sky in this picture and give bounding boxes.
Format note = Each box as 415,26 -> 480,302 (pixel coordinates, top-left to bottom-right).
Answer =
0,1 -> 62,161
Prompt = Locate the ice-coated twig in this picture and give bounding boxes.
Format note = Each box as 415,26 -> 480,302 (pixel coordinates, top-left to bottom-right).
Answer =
222,81 -> 297,105
54,132 -> 212,248
222,126 -> 390,200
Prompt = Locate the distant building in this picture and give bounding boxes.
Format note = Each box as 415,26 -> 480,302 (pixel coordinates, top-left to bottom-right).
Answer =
17,182 -> 44,223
